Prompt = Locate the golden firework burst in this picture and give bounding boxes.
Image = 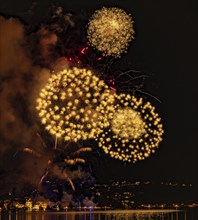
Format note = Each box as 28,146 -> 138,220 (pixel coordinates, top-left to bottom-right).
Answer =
36,67 -> 114,142
97,93 -> 164,163
87,7 -> 135,57
112,108 -> 146,139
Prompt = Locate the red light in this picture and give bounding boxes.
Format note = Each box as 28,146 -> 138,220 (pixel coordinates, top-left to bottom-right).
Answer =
109,79 -> 115,85
110,86 -> 116,91
80,47 -> 88,54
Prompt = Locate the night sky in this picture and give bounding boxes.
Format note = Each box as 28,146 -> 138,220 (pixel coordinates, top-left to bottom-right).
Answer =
0,0 -> 197,191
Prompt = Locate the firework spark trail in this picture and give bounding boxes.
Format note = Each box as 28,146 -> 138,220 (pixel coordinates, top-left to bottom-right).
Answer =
114,72 -> 147,82
111,71 -> 148,87
136,89 -> 162,103
64,158 -> 85,165
37,143 -> 92,190
36,132 -> 47,148
23,147 -> 41,157
105,69 -> 149,95
73,147 -> 92,155
13,150 -> 19,157
39,171 -> 48,186
64,172 -> 75,191
54,135 -> 58,149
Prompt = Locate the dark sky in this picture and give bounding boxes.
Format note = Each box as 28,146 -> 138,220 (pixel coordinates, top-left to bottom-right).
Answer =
0,0 -> 197,185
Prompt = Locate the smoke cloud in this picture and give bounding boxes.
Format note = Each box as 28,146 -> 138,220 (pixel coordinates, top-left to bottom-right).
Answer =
0,13 -> 94,204
0,16 -> 55,196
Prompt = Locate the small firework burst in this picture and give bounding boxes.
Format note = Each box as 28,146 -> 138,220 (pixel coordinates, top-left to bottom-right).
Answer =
97,94 -> 164,163
87,7 -> 135,57
36,67 -> 114,142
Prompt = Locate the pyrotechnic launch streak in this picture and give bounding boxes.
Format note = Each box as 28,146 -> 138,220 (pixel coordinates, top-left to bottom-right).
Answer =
97,93 -> 164,163
87,7 -> 135,57
36,67 -> 114,142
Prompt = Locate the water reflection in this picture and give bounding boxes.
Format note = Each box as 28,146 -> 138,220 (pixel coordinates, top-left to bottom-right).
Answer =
0,210 -> 196,220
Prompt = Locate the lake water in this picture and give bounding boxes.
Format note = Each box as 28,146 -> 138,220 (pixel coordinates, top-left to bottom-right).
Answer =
0,209 -> 197,220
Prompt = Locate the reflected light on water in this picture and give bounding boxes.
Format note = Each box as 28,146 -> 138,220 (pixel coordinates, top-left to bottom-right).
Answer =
1,209 -> 197,220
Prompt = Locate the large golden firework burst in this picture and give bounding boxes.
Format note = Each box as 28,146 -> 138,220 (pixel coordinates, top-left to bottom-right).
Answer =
97,93 -> 164,163
36,67 -> 114,142
87,7 -> 135,57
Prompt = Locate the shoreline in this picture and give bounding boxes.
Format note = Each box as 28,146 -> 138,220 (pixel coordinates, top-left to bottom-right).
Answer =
44,209 -> 182,214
